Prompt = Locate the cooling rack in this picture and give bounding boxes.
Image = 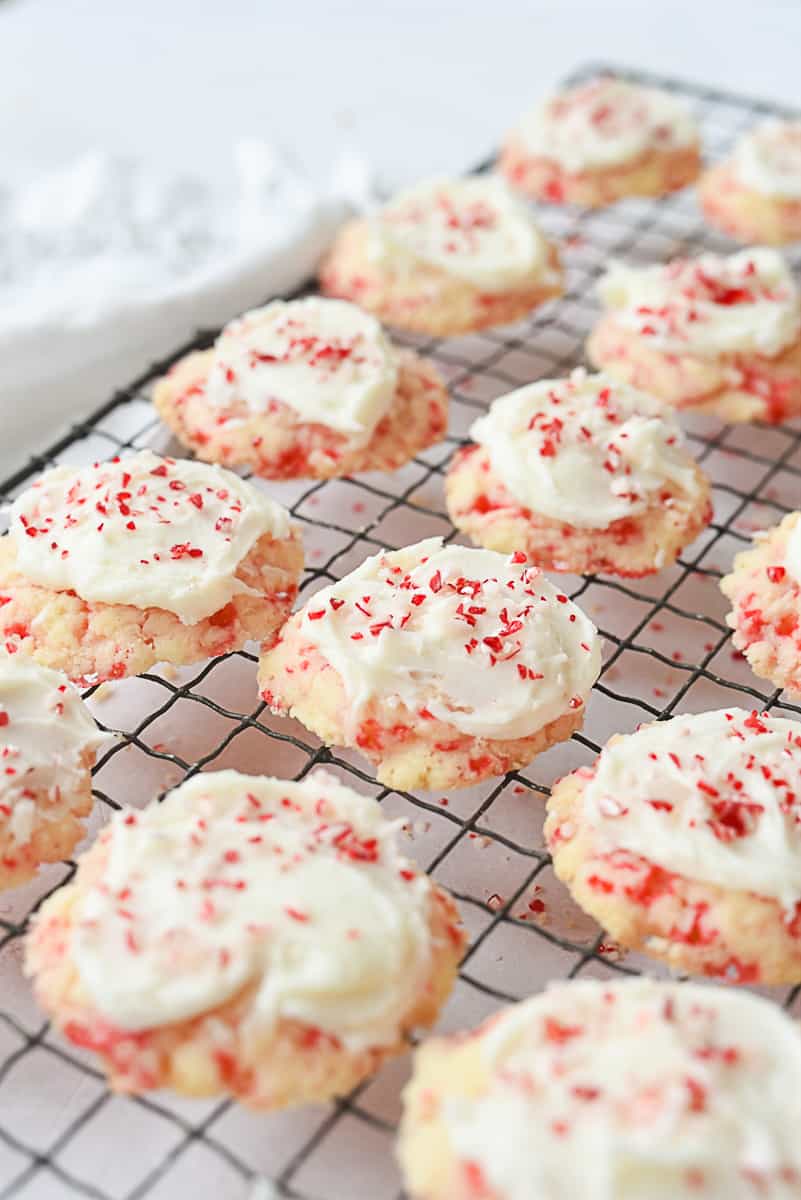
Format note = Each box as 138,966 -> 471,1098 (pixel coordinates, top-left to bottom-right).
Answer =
0,61 -> 800,1200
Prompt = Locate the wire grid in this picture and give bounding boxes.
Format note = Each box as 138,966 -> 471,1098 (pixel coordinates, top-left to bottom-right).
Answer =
0,61 -> 801,1200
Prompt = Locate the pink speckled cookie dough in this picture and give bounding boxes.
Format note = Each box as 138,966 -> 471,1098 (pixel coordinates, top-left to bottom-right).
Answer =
0,452 -> 303,685
26,770 -> 465,1108
500,77 -> 700,207
547,709 -> 801,985
721,510 -> 801,698
259,538 -> 601,792
699,121 -> 801,245
153,299 -> 448,480
320,176 -> 563,336
445,370 -> 713,578
588,248 -> 801,422
0,654 -> 107,890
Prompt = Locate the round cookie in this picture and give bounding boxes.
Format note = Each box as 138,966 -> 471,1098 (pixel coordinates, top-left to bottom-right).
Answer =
259,537 -> 602,791
153,297 -> 448,479
699,120 -> 801,245
319,175 -> 563,336
398,978 -> 801,1200
445,368 -> 712,578
721,510 -> 801,698
546,708 -> 801,984
500,77 -> 700,207
0,451 -> 302,685
0,653 -> 108,890
587,247 -> 801,423
26,768 -> 465,1108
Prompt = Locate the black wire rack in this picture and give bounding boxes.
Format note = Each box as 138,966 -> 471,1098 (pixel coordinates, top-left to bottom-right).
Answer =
1,62 -> 800,1200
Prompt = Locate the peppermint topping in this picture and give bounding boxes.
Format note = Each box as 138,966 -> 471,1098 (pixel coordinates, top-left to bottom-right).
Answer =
517,78 -> 697,172
299,538 -> 601,740
598,248 -> 801,359
438,980 -> 801,1199
582,709 -> 801,909
733,120 -> 801,199
0,654 -> 106,849
70,769 -> 441,1047
203,298 -> 399,443
470,369 -> 699,530
367,176 -> 550,291
10,451 -> 291,625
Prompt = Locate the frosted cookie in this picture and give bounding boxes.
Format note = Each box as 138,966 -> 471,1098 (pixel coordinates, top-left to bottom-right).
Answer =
0,451 -> 302,685
398,978 -> 801,1200
587,247 -> 801,423
259,538 -> 601,791
721,510 -> 801,697
319,176 -> 563,336
445,369 -> 712,578
546,708 -> 801,984
0,653 -> 108,890
500,77 -> 700,207
700,121 -> 801,245
26,769 -> 465,1108
153,297 -> 448,479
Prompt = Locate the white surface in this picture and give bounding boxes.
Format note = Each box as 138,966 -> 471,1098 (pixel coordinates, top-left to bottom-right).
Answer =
1,0 -> 800,187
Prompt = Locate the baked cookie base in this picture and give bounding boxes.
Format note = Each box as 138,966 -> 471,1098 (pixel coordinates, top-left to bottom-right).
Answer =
699,163 -> 801,246
0,747 -> 96,891
398,1031 -> 502,1200
153,349 -> 448,481
721,511 -> 801,698
258,627 -> 585,792
0,529 -> 303,686
499,138 -> 701,207
319,219 -> 563,336
588,316 -> 801,423
445,445 -> 712,578
546,755 -> 801,985
26,835 -> 465,1109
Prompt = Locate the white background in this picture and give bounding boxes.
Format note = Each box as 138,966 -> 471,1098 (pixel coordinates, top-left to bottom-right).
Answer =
2,0 -> 800,188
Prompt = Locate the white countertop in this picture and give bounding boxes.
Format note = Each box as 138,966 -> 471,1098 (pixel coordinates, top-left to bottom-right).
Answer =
2,0 -> 800,189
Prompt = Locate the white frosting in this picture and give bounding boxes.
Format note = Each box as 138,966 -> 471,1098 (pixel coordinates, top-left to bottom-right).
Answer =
581,708 -> 801,910
70,769 -> 439,1048
470,369 -> 699,530
516,78 -> 697,172
0,654 -> 107,848
598,248 -> 801,359
10,451 -> 292,625
732,121 -> 801,199
203,298 -> 399,444
298,538 -> 601,740
367,176 -> 550,291
441,979 -> 801,1200
785,516 -> 801,585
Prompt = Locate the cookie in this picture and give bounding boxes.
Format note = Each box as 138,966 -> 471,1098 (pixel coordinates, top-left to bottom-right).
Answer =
0,451 -> 302,685
319,175 -> 563,336
587,247 -> 801,422
259,537 -> 602,791
153,297 -> 448,479
0,652 -> 108,890
547,708 -> 801,984
26,768 -> 465,1108
500,77 -> 700,207
398,978 -> 801,1200
445,368 -> 712,577
699,120 -> 801,245
721,510 -> 801,697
